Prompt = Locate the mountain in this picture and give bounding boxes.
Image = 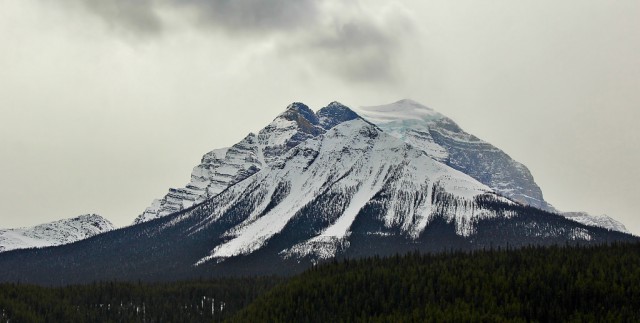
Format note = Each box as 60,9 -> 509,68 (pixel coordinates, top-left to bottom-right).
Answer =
0,102 -> 635,285
0,214 -> 114,253
353,99 -> 627,232
142,99 -> 628,233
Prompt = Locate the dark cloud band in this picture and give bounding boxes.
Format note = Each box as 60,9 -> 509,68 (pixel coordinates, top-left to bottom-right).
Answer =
72,0 -> 414,83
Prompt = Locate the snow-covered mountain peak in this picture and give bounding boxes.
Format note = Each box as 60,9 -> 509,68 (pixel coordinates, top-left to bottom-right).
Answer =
133,99 -> 630,234
0,214 -> 114,253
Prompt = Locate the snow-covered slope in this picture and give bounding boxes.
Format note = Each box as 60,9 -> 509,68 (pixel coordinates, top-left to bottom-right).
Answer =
354,99 -> 549,210
193,118 -> 515,264
563,212 -> 629,233
135,102 -> 360,224
354,99 -> 628,233
0,214 -> 114,252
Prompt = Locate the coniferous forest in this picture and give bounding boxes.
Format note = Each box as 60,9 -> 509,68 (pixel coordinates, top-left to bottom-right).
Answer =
0,277 -> 281,322
1,242 -> 639,322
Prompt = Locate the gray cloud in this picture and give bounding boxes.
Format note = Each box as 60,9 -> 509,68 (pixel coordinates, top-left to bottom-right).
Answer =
69,0 -> 415,83
313,21 -> 394,50
72,0 -> 319,36
174,0 -> 320,33
298,11 -> 414,83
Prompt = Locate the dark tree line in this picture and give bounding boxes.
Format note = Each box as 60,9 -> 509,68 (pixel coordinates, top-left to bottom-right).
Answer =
2,243 -> 639,322
0,277 -> 282,322
232,242 -> 640,322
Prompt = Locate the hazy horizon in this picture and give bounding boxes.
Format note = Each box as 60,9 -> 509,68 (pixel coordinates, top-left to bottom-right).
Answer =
0,1 -> 638,234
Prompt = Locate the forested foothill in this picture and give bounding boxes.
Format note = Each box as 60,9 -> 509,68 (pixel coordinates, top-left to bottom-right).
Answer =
1,242 -> 639,322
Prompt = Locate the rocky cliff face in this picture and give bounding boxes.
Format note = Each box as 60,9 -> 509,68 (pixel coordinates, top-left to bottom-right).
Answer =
0,214 -> 114,252
134,102 -> 360,224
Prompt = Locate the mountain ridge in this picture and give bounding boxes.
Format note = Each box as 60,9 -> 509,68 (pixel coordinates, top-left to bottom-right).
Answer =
563,211 -> 628,233
138,99 -> 629,232
134,102 -> 361,224
0,214 -> 114,253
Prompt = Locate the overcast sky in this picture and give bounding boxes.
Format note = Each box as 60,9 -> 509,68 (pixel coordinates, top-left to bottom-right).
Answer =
0,0 -> 638,234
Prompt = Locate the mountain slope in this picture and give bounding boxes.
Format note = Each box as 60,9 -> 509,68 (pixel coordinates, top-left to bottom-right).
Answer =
354,99 -> 627,232
195,118 -> 506,264
0,104 -> 635,285
0,214 -> 114,253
